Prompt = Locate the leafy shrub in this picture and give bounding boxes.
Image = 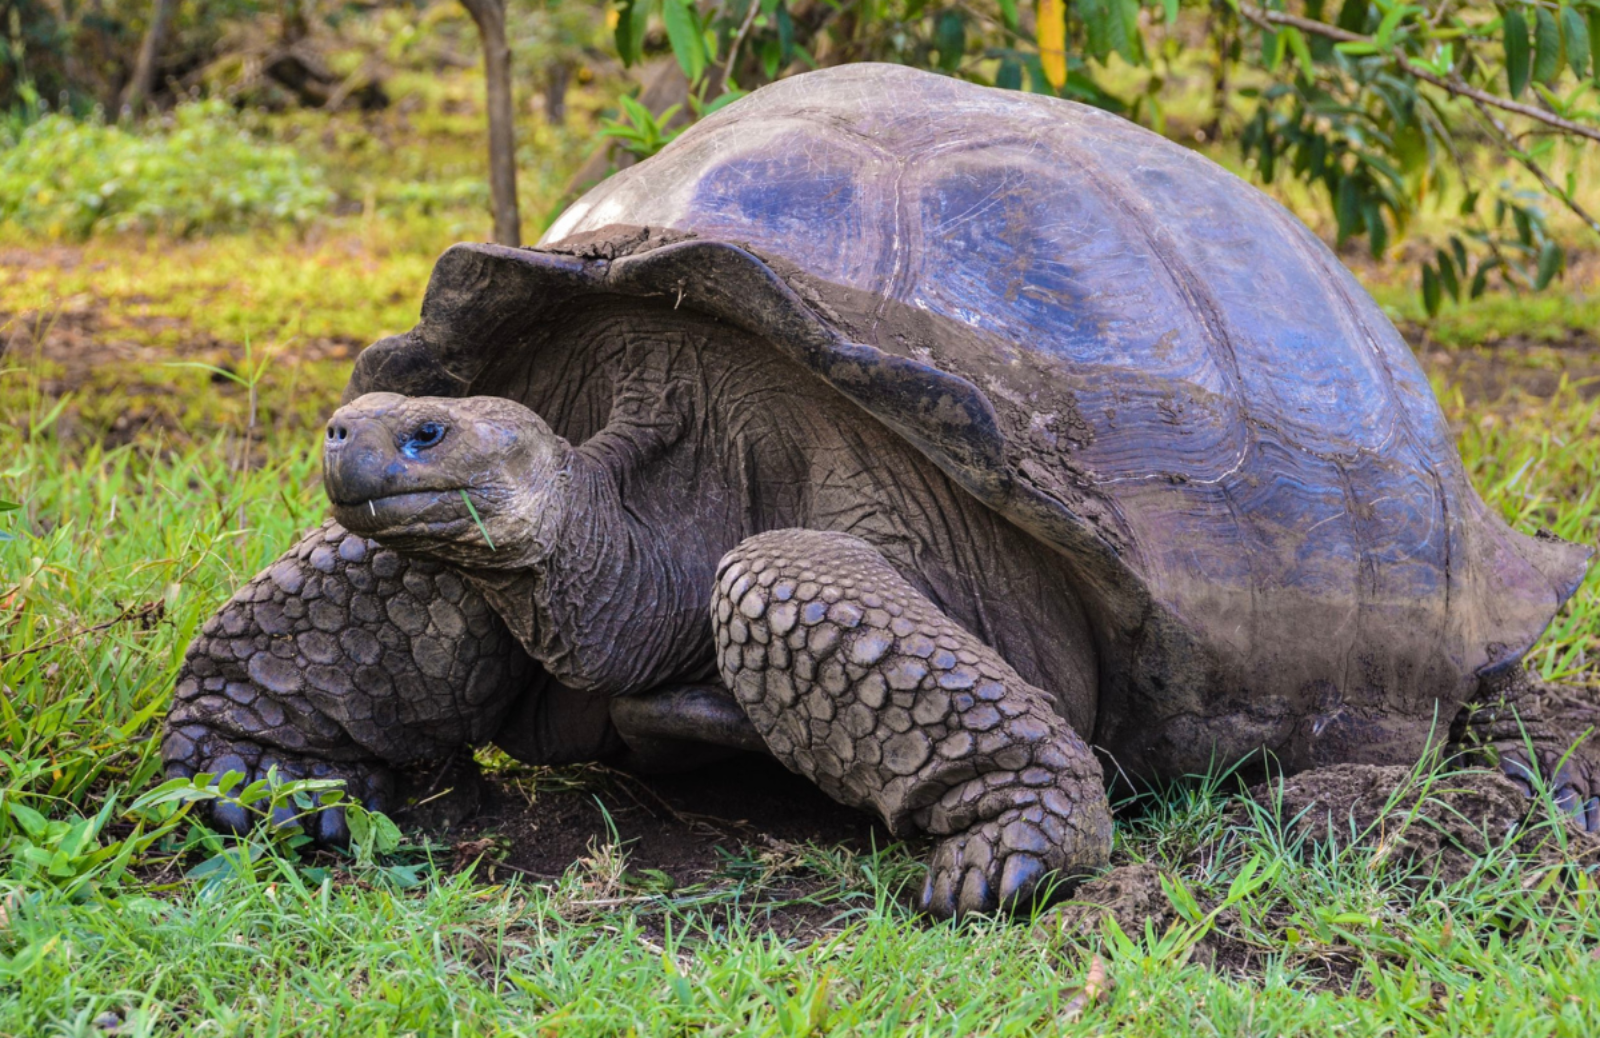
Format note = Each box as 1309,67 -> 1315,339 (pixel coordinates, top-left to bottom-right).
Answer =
0,100 -> 332,237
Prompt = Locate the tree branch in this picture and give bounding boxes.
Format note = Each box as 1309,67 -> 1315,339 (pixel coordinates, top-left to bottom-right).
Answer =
1236,4 -> 1600,145
710,0 -> 762,98
460,0 -> 521,246
1469,98 -> 1600,236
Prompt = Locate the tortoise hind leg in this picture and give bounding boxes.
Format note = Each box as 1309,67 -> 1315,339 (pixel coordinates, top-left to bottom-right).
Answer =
1453,667 -> 1600,831
711,529 -> 1112,919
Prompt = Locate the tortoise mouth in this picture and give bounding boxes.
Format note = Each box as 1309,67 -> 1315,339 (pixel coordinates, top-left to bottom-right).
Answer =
329,488 -> 474,537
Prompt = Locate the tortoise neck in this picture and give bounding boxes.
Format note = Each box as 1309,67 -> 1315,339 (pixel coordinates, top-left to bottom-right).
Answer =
468,448 -> 709,696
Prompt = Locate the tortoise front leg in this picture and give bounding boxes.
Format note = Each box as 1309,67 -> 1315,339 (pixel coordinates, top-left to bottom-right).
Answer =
711,529 -> 1112,918
163,520 -> 535,840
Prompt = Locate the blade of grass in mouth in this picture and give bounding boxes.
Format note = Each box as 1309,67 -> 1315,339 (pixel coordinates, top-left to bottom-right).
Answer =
460,490 -> 496,551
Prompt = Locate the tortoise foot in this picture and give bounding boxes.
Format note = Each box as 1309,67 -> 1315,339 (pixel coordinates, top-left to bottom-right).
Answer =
1456,669 -> 1600,832
919,809 -> 1062,918
1496,747 -> 1600,832
162,724 -> 395,846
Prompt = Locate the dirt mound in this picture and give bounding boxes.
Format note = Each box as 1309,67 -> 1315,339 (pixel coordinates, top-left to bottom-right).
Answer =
424,758 -> 1600,945
1247,764 -> 1537,880
1038,862 -> 1173,940
1035,763 -> 1600,947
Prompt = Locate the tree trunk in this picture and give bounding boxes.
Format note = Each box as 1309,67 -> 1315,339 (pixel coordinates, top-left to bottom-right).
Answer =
120,0 -> 176,115
543,60 -> 572,125
460,0 -> 521,247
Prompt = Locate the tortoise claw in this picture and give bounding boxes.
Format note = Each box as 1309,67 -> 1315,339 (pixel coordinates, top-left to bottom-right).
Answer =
1500,756 -> 1536,797
1497,749 -> 1599,832
921,825 -> 1058,918
919,847 -> 963,919
317,804 -> 352,846
998,853 -> 1047,911
959,868 -> 994,916
211,798 -> 251,835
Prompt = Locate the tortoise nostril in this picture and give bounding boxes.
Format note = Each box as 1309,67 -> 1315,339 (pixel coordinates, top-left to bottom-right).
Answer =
326,423 -> 350,444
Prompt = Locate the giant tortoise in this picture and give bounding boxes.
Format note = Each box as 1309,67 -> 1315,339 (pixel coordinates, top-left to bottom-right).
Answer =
164,63 -> 1595,917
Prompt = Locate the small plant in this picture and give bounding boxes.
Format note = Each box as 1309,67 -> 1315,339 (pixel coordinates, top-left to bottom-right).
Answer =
598,95 -> 684,162
597,89 -> 745,162
0,99 -> 332,238
134,768 -> 428,889
2,793 -> 174,901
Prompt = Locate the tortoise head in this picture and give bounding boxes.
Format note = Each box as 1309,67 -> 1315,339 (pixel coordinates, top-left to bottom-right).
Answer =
323,392 -> 571,568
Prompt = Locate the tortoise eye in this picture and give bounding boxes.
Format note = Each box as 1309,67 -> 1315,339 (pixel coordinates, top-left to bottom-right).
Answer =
403,422 -> 446,456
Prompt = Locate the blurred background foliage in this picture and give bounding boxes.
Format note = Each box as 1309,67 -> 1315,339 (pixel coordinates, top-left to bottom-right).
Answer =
1,0 -> 1598,313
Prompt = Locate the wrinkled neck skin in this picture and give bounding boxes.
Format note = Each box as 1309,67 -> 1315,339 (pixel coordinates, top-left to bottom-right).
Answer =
465,416 -> 710,697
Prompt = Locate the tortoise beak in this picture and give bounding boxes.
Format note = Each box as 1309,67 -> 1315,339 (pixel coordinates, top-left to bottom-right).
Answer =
323,411 -> 403,509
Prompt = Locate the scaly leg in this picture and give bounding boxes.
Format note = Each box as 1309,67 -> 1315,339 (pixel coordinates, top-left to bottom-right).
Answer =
163,520 -> 538,840
710,529 -> 1112,918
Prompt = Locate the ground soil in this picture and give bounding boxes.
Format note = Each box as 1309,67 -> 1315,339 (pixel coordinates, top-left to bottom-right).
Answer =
1411,331 -> 1600,405
467,755 -> 889,887
1032,764 -> 1600,986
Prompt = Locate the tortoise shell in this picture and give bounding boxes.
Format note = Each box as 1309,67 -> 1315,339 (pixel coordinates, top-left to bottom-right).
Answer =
349,63 -> 1590,771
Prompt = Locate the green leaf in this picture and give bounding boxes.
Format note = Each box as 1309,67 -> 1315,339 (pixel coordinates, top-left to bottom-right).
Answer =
1336,176 -> 1362,242
775,2 -> 795,63
935,9 -> 966,72
1337,0 -> 1369,33
1505,6 -> 1532,98
1078,0 -> 1113,62
697,89 -> 746,117
662,0 -> 708,84
1113,0 -> 1143,61
1422,262 -> 1441,317
460,490 -> 496,551
998,0 -> 1019,31
996,57 -> 1023,90
1436,248 -> 1461,300
1363,200 -> 1389,258
1590,8 -> 1600,81
1513,206 -> 1535,245
1226,853 -> 1275,903
1566,5 -> 1592,79
1285,27 -> 1316,75
1374,4 -> 1408,49
8,802 -> 49,839
1535,240 -> 1564,288
1159,872 -> 1205,923
613,0 -> 652,66
1470,261 -> 1492,299
1534,6 -> 1563,84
